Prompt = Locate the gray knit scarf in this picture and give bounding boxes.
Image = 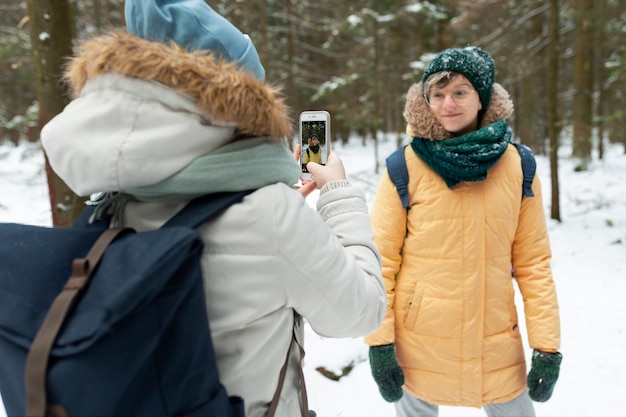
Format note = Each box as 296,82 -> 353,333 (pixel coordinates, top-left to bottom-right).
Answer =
410,120 -> 512,188
90,136 -> 300,226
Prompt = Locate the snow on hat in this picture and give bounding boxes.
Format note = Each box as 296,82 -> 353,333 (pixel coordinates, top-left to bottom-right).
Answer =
421,46 -> 496,109
125,0 -> 265,80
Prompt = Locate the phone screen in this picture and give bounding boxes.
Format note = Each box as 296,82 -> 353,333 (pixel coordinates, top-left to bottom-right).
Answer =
300,120 -> 328,173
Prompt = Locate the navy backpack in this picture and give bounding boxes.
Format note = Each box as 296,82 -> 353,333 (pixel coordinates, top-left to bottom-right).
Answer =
385,142 -> 536,209
0,191 -> 251,417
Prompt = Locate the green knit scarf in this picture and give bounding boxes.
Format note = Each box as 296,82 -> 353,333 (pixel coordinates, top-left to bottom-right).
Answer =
410,120 -> 512,188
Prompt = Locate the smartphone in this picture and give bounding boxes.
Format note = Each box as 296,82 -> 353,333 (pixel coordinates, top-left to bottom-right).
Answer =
299,110 -> 330,181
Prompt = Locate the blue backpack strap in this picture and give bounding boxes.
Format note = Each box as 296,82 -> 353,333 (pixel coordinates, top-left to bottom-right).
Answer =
512,142 -> 536,198
385,145 -> 410,209
164,190 -> 254,228
75,190 -> 254,229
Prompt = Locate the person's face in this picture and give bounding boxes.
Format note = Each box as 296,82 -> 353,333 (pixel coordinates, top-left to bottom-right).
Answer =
310,137 -> 319,146
426,74 -> 482,136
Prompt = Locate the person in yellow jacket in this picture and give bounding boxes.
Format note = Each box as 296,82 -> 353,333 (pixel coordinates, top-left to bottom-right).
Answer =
303,135 -> 323,164
365,46 -> 562,417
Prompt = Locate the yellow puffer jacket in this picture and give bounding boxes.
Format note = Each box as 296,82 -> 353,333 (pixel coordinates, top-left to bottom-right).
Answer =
365,82 -> 560,407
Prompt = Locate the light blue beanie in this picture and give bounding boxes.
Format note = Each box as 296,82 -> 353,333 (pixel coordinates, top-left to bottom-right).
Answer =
125,0 -> 265,80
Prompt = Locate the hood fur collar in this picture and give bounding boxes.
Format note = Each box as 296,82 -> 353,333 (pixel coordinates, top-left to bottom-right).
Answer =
64,30 -> 292,139
403,82 -> 514,140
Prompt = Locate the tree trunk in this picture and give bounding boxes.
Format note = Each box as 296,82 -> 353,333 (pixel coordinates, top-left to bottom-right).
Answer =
571,0 -> 594,166
26,0 -> 85,227
547,0 -> 561,222
593,0 -> 609,160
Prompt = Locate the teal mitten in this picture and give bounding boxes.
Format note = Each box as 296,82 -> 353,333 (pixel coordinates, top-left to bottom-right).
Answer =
527,349 -> 563,402
368,344 -> 404,402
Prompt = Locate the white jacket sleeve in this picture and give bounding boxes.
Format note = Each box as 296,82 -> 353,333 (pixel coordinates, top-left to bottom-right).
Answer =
279,180 -> 386,338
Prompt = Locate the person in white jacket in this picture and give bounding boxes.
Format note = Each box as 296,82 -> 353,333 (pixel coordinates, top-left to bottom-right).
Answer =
40,2 -> 385,417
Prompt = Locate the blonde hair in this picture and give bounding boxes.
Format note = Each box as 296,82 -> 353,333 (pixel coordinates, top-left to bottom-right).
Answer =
423,71 -> 459,96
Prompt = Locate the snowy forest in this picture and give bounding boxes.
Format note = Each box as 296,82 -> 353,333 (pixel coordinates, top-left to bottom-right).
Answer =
0,0 -> 625,227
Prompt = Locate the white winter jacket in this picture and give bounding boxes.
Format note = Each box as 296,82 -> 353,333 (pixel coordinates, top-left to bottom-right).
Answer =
41,31 -> 385,417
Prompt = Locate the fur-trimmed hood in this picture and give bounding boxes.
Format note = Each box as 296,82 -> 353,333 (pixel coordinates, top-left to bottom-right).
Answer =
41,30 -> 296,196
403,82 -> 514,140
65,30 -> 291,139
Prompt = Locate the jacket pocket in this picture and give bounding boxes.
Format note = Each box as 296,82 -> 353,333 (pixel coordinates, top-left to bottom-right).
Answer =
509,293 -> 520,337
403,285 -> 424,330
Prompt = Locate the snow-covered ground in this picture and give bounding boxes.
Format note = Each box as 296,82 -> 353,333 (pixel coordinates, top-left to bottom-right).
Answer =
1,135 -> 625,416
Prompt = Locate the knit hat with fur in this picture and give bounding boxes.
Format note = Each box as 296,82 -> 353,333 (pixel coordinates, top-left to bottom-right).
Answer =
125,0 -> 265,80
421,46 -> 496,109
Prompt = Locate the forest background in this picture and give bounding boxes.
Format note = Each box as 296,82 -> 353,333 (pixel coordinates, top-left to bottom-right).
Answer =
0,0 -> 625,227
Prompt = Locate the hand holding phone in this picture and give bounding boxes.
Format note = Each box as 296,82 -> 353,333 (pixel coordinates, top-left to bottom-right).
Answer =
305,150 -> 346,190
299,111 -> 330,181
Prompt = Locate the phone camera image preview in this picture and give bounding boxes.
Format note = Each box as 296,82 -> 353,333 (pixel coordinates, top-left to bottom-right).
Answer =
301,121 -> 327,172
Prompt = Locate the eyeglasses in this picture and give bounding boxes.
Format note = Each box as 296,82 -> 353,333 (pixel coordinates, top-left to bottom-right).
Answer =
424,87 -> 475,107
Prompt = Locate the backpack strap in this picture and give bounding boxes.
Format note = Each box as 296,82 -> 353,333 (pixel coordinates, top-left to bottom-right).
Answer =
25,227 -> 133,417
511,142 -> 536,198
163,190 -> 254,228
267,313 -> 311,417
75,190 -> 254,230
385,146 -> 410,209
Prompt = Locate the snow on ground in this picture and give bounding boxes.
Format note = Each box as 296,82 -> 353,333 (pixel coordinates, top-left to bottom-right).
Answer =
1,136 -> 625,416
